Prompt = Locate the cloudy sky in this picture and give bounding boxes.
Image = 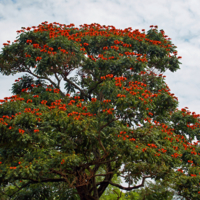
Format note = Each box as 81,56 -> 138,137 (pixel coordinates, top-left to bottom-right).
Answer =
0,0 -> 199,195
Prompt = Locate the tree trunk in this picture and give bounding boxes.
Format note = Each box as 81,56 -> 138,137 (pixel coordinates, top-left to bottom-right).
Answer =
76,184 -> 98,200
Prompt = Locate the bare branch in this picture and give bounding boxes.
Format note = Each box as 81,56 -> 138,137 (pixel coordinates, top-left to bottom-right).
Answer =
63,75 -> 91,100
97,175 -> 153,191
22,65 -> 66,98
54,71 -> 62,88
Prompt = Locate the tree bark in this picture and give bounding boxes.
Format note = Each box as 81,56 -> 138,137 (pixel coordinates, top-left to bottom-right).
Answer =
76,184 -> 97,200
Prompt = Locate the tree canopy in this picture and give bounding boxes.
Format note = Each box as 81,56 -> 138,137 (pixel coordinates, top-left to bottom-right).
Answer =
0,21 -> 199,200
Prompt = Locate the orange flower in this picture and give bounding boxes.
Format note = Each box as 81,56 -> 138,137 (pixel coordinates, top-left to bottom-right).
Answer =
191,174 -> 196,177
142,148 -> 146,152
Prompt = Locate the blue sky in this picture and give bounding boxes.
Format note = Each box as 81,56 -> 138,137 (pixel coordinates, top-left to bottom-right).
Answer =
0,0 -> 199,196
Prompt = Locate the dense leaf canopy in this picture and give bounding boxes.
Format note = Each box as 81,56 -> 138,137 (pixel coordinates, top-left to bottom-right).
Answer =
0,22 -> 199,200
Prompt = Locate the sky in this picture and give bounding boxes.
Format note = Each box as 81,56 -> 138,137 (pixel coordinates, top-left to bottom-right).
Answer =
0,0 -> 199,198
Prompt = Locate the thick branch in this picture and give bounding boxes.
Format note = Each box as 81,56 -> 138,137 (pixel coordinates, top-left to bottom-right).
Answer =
28,177 -> 66,183
49,168 -> 75,187
97,162 -> 114,196
97,175 -> 152,191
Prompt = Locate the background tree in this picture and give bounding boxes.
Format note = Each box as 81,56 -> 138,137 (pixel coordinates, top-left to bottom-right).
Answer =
0,22 -> 199,200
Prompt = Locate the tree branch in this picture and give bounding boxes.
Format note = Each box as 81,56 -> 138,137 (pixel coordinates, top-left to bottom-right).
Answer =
97,162 -> 114,196
22,65 -> 66,98
63,76 -> 92,100
54,71 -> 62,88
49,168 -> 75,187
8,181 -> 32,198
95,116 -> 120,156
97,175 -> 152,191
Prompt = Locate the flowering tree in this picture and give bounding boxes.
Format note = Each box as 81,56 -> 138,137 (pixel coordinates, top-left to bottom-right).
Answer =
0,22 -> 199,200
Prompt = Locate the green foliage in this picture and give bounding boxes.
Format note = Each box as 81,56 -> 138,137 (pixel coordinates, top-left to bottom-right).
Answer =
0,22 -> 199,200
100,189 -> 140,200
0,181 -> 80,200
134,179 -> 175,200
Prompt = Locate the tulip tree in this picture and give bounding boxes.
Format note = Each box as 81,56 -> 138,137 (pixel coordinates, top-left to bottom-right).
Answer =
0,21 -> 200,200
